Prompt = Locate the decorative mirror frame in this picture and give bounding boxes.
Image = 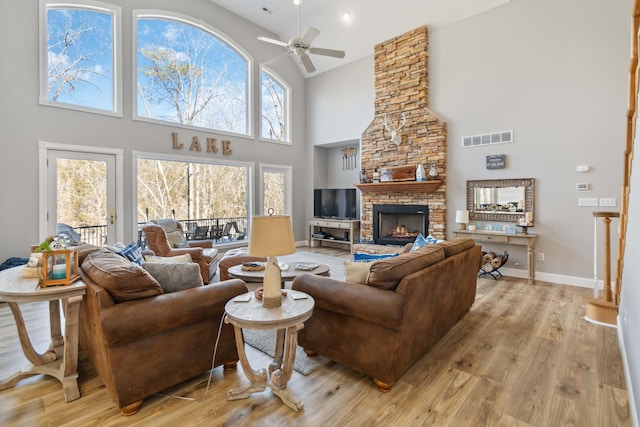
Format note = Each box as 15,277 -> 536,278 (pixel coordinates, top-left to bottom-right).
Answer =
466,178 -> 535,222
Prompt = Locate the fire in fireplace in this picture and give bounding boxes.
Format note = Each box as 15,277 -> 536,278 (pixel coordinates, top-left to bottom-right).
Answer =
373,204 -> 429,246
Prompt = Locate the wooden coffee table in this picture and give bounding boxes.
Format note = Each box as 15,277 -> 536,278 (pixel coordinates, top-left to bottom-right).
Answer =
224,290 -> 314,411
227,262 -> 330,285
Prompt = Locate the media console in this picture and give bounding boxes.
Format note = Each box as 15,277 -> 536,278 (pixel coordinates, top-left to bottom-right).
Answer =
308,218 -> 360,252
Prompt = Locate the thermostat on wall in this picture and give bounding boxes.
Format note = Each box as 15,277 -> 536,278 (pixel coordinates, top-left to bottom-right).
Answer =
576,183 -> 590,191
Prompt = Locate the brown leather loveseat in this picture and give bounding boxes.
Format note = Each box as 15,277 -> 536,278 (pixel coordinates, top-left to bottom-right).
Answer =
292,238 -> 481,391
76,245 -> 247,415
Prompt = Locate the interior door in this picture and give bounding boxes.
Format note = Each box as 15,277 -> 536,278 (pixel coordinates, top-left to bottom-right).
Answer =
45,150 -> 118,246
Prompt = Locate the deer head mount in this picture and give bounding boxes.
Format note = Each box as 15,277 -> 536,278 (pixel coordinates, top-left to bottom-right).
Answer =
383,113 -> 407,146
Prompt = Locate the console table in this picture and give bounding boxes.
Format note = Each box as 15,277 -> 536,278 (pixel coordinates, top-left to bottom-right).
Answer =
308,218 -> 360,252
452,229 -> 537,284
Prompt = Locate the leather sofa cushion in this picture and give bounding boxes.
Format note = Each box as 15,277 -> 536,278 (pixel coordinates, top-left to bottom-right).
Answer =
438,238 -> 476,257
367,245 -> 445,290
82,250 -> 163,302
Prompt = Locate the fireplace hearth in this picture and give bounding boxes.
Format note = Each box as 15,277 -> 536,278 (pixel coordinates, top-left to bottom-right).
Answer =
373,204 -> 429,246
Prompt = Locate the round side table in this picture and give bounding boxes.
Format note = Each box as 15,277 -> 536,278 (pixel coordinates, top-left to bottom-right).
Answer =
224,290 -> 314,411
0,266 -> 86,402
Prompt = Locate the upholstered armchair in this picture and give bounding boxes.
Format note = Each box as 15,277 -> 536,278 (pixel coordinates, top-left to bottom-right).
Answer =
218,247 -> 266,281
142,222 -> 219,284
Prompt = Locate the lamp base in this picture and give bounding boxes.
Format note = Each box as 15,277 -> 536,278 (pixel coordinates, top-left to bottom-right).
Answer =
262,257 -> 283,309
458,223 -> 467,230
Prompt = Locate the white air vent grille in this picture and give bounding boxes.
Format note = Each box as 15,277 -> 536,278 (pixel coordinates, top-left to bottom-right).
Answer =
462,130 -> 513,148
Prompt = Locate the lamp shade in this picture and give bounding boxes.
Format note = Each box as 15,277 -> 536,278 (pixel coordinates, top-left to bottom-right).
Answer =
248,215 -> 296,257
455,209 -> 469,224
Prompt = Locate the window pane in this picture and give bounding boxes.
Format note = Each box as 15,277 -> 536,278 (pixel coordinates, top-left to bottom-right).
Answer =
263,171 -> 285,215
136,18 -> 248,134
137,159 -> 249,240
46,7 -> 114,110
261,71 -> 287,141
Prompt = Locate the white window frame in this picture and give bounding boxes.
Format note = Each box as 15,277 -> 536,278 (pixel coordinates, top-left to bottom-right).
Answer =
39,0 -> 122,117
132,10 -> 254,139
259,163 -> 292,215
259,65 -> 291,145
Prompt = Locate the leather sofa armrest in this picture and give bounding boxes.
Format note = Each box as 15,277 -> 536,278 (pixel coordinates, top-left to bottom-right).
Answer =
101,279 -> 248,346
292,274 -> 404,330
188,240 -> 213,249
164,247 -> 205,261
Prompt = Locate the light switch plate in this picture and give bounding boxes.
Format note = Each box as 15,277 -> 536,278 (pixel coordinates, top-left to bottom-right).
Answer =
578,198 -> 598,207
599,197 -> 616,207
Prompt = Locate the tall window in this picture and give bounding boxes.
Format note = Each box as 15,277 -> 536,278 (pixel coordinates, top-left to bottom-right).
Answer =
135,13 -> 250,136
40,0 -> 121,115
260,164 -> 292,215
260,67 -> 290,143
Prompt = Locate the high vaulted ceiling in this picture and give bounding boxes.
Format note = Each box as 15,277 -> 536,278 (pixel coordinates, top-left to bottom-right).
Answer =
210,0 -> 510,76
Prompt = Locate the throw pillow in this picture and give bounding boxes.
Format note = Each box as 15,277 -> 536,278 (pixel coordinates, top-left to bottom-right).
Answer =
425,234 -> 440,244
113,242 -> 144,265
142,262 -> 203,293
410,233 -> 428,252
344,260 -> 374,285
166,230 -> 186,248
353,252 -> 399,262
81,250 -> 163,302
144,253 -> 193,263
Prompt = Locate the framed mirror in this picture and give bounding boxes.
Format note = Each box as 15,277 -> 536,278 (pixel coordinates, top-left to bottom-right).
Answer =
466,178 -> 535,223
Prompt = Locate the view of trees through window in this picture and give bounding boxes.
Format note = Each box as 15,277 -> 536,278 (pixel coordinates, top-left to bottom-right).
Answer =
45,4 -> 115,111
263,171 -> 285,215
136,16 -> 249,134
56,159 -> 107,227
137,159 -> 248,224
261,70 -> 287,141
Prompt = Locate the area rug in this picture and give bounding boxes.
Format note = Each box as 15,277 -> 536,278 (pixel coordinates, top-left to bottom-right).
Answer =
242,329 -> 332,376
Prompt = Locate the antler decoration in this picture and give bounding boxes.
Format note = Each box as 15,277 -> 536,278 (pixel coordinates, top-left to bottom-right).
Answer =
383,113 -> 407,146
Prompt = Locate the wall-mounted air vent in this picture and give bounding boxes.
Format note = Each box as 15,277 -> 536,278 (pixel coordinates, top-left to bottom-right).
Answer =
462,130 -> 513,148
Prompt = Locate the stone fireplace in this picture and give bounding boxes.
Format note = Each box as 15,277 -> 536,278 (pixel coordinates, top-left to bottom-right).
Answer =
373,204 -> 429,246
359,26 -> 447,241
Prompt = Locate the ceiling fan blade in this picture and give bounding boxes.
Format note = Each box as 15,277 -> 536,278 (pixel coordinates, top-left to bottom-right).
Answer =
264,51 -> 291,66
257,36 -> 289,48
308,47 -> 346,59
300,27 -> 320,45
299,53 -> 316,73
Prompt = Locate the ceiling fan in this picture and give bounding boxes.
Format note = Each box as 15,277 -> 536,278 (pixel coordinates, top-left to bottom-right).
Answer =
257,1 -> 345,73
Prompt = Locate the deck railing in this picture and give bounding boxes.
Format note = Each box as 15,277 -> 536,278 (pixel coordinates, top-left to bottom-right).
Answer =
63,217 -> 248,249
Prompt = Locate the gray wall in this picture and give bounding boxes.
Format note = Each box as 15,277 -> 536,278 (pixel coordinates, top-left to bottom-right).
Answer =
0,0 -> 308,260
307,0 -> 631,285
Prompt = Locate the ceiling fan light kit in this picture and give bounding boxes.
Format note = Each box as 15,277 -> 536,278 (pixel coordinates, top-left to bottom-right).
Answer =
258,1 -> 345,73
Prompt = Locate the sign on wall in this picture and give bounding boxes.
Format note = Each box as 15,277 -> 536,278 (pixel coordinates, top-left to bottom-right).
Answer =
486,154 -> 505,169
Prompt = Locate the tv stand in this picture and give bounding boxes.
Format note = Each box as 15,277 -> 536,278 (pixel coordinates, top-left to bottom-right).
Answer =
308,218 -> 360,252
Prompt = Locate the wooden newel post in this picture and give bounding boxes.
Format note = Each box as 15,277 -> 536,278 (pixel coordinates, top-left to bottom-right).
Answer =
593,211 -> 619,302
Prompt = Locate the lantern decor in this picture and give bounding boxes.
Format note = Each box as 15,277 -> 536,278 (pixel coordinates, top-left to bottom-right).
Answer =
30,236 -> 80,287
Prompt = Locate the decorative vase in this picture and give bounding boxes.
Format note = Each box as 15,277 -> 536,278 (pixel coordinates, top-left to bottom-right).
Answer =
416,164 -> 425,182
429,163 -> 438,178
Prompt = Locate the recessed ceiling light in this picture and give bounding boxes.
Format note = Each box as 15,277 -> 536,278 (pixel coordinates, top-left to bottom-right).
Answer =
293,0 -> 301,5
342,11 -> 353,23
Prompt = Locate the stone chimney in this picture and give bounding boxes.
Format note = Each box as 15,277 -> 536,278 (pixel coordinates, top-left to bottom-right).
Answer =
360,26 -> 447,240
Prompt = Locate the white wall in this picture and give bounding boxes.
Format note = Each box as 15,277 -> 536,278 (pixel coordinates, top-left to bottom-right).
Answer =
307,0 -> 631,283
0,0 -> 308,261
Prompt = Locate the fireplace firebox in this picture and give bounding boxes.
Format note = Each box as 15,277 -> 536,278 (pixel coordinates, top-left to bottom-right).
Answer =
373,204 -> 429,246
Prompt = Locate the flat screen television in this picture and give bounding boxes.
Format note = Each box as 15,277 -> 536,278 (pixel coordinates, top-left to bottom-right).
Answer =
314,188 -> 358,219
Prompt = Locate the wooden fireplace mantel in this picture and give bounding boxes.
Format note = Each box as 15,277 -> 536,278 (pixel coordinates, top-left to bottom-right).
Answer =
355,180 -> 442,193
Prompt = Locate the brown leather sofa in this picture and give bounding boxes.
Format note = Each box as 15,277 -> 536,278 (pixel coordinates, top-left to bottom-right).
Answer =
142,223 -> 219,284
76,245 -> 247,415
292,238 -> 481,391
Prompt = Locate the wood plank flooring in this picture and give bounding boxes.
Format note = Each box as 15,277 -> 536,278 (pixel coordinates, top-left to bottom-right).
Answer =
0,247 -> 631,426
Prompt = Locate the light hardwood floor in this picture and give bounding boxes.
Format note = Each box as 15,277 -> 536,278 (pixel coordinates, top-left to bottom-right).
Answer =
0,247 -> 631,426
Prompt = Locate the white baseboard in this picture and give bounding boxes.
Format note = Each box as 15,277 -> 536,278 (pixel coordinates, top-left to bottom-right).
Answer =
617,314 -> 639,427
500,267 -> 603,289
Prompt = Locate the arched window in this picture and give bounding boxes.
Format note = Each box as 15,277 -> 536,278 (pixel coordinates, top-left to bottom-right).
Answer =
40,0 -> 122,115
260,67 -> 290,143
134,12 -> 251,136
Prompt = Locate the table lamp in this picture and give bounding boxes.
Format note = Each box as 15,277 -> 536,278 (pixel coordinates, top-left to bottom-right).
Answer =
248,213 -> 296,308
455,209 -> 469,230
